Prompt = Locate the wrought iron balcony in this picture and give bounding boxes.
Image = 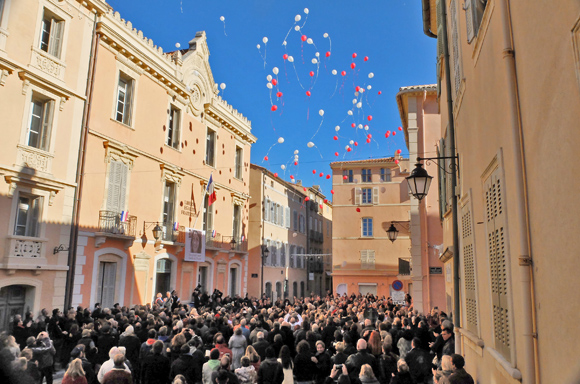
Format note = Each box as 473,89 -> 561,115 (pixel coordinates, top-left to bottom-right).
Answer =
161,222 -> 185,243
98,210 -> 137,237
398,258 -> 412,275
222,235 -> 248,252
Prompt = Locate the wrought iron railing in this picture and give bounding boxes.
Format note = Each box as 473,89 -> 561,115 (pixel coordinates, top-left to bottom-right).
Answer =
222,235 -> 248,252
160,222 -> 185,243
98,211 -> 137,237
399,258 -> 412,275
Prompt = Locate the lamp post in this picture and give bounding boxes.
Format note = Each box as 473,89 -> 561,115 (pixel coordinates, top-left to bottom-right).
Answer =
230,238 -> 237,250
260,244 -> 270,297
143,221 -> 163,242
385,221 -> 410,243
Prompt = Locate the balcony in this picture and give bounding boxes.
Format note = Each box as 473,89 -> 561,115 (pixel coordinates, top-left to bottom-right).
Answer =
206,233 -> 248,252
95,211 -> 137,249
309,230 -> 324,243
307,200 -> 319,213
161,222 -> 185,244
2,236 -> 49,270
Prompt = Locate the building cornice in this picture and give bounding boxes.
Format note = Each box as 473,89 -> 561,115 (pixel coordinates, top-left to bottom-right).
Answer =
205,98 -> 256,144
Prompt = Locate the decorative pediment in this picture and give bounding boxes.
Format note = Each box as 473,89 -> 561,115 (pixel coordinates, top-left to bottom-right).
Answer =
103,140 -> 139,169
160,163 -> 186,186
182,32 -> 216,117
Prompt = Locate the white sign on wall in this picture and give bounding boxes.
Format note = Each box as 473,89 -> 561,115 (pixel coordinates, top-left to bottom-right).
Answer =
184,228 -> 205,262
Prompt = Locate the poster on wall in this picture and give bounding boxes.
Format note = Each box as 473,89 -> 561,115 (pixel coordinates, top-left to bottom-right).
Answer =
185,228 -> 205,262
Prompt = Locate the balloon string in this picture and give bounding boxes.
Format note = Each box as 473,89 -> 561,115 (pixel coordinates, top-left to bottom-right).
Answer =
330,78 -> 338,99
283,23 -> 295,45
301,13 -> 309,30
292,62 -> 305,89
311,145 -> 323,159
309,116 -> 324,141
263,44 -> 267,69
222,21 -> 227,37
301,42 -> 305,64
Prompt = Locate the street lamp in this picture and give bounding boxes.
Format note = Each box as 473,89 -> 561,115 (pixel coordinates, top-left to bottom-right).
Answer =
385,221 -> 410,243
406,163 -> 433,202
230,238 -> 237,250
260,244 -> 270,297
143,221 -> 163,241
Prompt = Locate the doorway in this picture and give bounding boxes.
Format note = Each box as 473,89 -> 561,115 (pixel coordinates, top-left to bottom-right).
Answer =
155,259 -> 172,296
97,262 -> 117,308
0,285 -> 27,333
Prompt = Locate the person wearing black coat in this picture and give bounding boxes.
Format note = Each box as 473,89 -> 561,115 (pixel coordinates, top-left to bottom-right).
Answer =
390,360 -> 414,384
258,347 -> 283,384
141,341 -> 171,384
97,326 -> 118,366
377,344 -> 398,384
344,339 -> 379,383
313,341 -> 332,384
119,326 -> 142,376
170,345 -> 196,384
293,340 -> 317,384
404,338 -> 431,384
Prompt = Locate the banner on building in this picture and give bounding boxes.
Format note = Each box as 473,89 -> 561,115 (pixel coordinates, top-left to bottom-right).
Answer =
185,228 -> 205,262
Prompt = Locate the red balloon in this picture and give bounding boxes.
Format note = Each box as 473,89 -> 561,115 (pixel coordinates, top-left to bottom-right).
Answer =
283,54 -> 288,60
334,152 -> 339,156
319,204 -> 323,210
274,173 -> 278,177
312,170 -> 316,174
276,92 -> 283,98
326,51 -> 331,57
333,136 -> 338,140
364,125 -> 369,129
395,160 -> 399,165
354,142 -> 358,146
304,196 -> 310,201
341,71 -> 346,76
306,90 -> 311,97
393,132 -> 396,136
352,53 -> 357,58
264,156 -> 269,161
367,134 -> 372,138
271,105 -> 277,111
272,79 -> 278,86
331,190 -> 335,194
301,35 -> 307,42
355,86 -> 360,92
350,63 -> 356,69
385,132 -> 390,138
364,56 -> 369,61
397,149 -> 402,154
366,138 -> 371,143
351,123 -> 356,128
319,173 -> 323,177
378,91 -> 382,95
309,71 -> 314,77
326,175 -> 331,179
343,175 -> 348,180
294,161 -> 298,166
398,126 -> 403,131
367,115 -> 373,121
324,199 -> 328,203
290,175 -> 294,179
356,207 -> 361,212
347,147 -> 352,152
303,187 -> 307,191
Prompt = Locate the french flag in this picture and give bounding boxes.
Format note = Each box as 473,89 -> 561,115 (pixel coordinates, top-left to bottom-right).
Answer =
120,211 -> 128,222
212,229 -> 216,238
207,174 -> 217,206
173,222 -> 179,231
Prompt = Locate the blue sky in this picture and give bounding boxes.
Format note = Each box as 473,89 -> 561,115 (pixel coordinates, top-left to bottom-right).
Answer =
107,0 -> 436,196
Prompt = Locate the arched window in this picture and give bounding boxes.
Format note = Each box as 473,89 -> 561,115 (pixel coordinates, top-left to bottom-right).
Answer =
265,282 -> 272,300
275,282 -> 282,301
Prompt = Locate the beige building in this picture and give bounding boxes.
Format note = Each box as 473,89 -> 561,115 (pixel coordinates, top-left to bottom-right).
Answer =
0,0 -> 107,330
397,84 -> 446,315
248,165 -> 332,300
71,7 -> 255,307
420,0 -> 580,382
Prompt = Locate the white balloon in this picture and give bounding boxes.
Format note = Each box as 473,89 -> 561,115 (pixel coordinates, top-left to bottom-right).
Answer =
262,37 -> 268,44
332,69 -> 337,75
315,52 -> 320,57
349,140 -> 354,145
283,40 -> 287,46
295,15 -> 301,22
335,126 -> 340,132
220,83 -> 226,90
266,83 -> 273,89
355,92 -> 359,97
281,164 -> 286,170
307,142 -> 315,148
278,137 -> 284,144
257,44 -> 261,49
367,85 -> 372,90
304,8 -> 309,14
364,126 -> 369,131
358,124 -> 363,129
288,56 -> 294,63
352,99 -> 357,104
368,72 -> 374,78
348,110 -> 353,116
345,145 -> 350,150
307,38 -> 313,44
360,88 -> 365,93
267,75 -> 272,81
294,156 -> 299,160
357,102 -> 362,108
319,109 -> 324,116
311,58 -> 318,64
273,67 -> 279,75
323,33 -> 329,38
220,16 -> 225,21
294,150 -> 299,155
294,25 -> 300,31
175,43 -> 181,48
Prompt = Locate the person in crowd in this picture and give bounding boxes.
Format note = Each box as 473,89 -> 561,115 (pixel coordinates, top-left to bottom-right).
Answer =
141,340 -> 170,384
344,339 -> 378,383
11,357 -> 35,384
244,345 -> 261,371
202,348 -> 221,384
229,327 -> 247,370
69,345 -> 97,384
257,347 -> 283,384
277,345 -> 293,384
235,356 -> 257,384
331,342 -> 348,367
377,342 -> 397,384
103,354 -> 132,384
293,340 -> 316,384
252,332 -> 269,362
358,364 -> 379,384
63,358 -> 88,384
313,341 -> 332,384
32,332 -> 56,384
98,347 -> 131,384
404,338 -> 431,384
390,360 -> 413,384
448,354 -> 474,384
170,344 -> 195,384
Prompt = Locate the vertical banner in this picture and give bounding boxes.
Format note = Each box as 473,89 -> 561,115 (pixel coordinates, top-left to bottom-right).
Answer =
185,228 -> 205,262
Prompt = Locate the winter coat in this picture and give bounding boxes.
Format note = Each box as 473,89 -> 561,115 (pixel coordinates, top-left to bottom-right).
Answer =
141,352 -> 171,384
202,359 -> 220,384
257,358 -> 284,384
235,366 -> 257,384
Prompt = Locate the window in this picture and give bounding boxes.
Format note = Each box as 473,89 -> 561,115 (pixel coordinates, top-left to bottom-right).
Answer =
343,169 -> 353,183
116,73 -> 134,125
380,168 -> 391,182
163,182 -> 176,239
155,259 -> 172,299
293,210 -> 298,230
39,9 -> 64,58
272,203 -> 278,225
285,207 -> 291,228
264,198 -> 270,222
361,250 -> 376,269
289,245 -> 295,268
362,188 -> 372,204
166,105 -> 180,149
27,95 -> 54,151
464,0 -> 488,43
279,205 -> 284,227
14,195 -> 42,237
234,146 -> 243,179
206,129 -> 216,167
361,169 -> 372,183
299,214 -> 305,233
106,160 -> 128,213
271,242 -> 278,266
0,1 -> 5,22
232,205 -> 241,240
203,194 -> 214,234
280,244 -> 286,267
362,218 -> 373,237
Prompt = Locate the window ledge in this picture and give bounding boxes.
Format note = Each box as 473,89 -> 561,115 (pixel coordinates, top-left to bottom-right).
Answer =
110,118 -> 134,130
484,346 -> 522,381
458,327 -> 484,356
164,144 -> 182,153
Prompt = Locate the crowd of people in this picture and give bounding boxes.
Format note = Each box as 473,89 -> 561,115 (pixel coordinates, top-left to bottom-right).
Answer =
0,289 -> 475,384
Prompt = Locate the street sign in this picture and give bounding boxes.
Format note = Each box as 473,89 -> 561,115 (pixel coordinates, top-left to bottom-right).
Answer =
392,280 -> 403,291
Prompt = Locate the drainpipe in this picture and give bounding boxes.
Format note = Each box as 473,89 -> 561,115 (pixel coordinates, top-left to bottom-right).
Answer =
498,1 -> 537,382
422,0 -> 438,38
65,13 -> 100,309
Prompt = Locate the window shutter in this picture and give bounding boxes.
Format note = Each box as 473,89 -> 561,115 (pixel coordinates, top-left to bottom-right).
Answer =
264,199 -> 269,222
286,207 -> 291,228
40,100 -> 54,151
485,167 -> 511,360
372,187 -> 379,205
119,162 -> 128,212
106,161 -> 122,212
450,0 -> 462,97
279,205 -> 284,226
28,197 -> 42,237
368,250 -> 376,269
360,250 -> 368,269
464,0 -> 476,43
354,188 -> 362,205
461,195 -> 479,335
49,20 -> 63,58
293,210 -> 297,230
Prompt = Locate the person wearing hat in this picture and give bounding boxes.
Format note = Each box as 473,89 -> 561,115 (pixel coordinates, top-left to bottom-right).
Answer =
103,354 -> 132,384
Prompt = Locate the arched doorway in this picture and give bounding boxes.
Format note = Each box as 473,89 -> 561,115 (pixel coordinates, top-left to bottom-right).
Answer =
275,282 -> 282,301
155,259 -> 172,297
0,285 -> 30,332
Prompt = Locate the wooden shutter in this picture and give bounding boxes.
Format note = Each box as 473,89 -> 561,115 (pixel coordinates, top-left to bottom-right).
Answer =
464,0 -> 476,43
354,188 -> 362,205
372,187 -> 379,205
360,250 -> 368,269
97,262 -> 117,308
450,0 -> 462,97
40,100 -> 54,151
484,167 -> 511,360
461,194 -> 479,335
106,161 -> 122,212
293,210 -> 297,230
48,19 -> 63,58
286,207 -> 291,228
279,205 -> 284,226
368,250 -> 376,269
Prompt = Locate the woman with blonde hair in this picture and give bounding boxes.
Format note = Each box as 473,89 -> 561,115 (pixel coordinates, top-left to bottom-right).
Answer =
63,358 -> 87,384
358,364 -> 379,384
244,345 -> 261,371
